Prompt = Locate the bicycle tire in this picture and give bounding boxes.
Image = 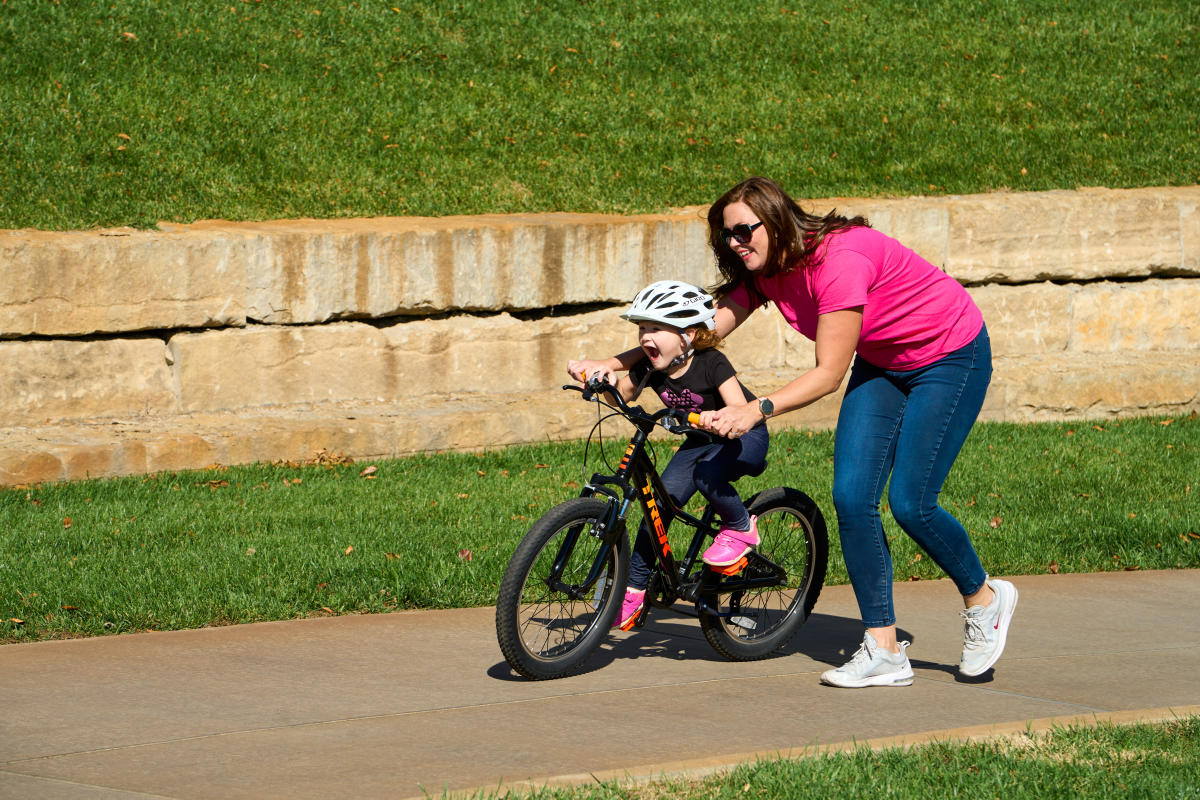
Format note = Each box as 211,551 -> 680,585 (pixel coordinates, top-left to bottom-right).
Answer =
495,497 -> 629,680
698,486 -> 828,661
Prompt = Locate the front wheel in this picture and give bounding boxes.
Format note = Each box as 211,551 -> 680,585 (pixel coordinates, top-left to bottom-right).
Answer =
495,497 -> 629,680
698,486 -> 828,661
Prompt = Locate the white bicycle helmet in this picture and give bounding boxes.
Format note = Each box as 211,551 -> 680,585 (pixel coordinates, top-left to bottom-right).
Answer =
620,280 -> 717,330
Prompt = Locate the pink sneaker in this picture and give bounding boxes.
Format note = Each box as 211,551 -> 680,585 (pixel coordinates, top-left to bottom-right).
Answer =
614,588 -> 646,630
702,516 -> 760,567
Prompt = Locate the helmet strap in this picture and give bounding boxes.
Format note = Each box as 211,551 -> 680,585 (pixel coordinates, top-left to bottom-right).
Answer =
666,331 -> 694,369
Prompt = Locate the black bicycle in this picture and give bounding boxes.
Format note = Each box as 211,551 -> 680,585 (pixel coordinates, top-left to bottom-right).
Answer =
495,377 -> 828,680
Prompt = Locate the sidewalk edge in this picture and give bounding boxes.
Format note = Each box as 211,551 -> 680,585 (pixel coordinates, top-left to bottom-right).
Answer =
430,704 -> 1200,800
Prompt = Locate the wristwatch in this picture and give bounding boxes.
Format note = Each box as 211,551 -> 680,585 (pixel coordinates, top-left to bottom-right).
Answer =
757,397 -> 774,419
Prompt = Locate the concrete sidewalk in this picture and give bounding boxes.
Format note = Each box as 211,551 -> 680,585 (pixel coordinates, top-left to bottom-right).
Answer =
2,569 -> 1197,800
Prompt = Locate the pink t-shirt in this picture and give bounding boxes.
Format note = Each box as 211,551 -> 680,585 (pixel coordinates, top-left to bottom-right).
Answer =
728,226 -> 983,370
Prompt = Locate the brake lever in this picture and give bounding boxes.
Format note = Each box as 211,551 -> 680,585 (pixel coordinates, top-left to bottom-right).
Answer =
662,411 -> 713,439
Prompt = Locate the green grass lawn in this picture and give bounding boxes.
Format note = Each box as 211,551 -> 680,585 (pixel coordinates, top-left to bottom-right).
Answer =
468,717 -> 1200,800
1,0 -> 1197,230
2,414 -> 1196,643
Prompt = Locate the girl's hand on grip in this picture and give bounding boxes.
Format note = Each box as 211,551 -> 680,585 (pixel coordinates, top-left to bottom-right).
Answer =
567,358 -> 614,385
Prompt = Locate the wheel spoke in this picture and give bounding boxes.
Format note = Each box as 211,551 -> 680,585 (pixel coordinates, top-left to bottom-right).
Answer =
698,488 -> 828,660
496,498 -> 627,679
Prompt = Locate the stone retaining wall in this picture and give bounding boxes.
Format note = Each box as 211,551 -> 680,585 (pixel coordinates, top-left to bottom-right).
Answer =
1,186 -> 1198,485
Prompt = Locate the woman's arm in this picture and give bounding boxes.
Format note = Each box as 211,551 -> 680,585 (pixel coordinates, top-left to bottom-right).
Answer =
713,295 -> 752,338
708,308 -> 863,437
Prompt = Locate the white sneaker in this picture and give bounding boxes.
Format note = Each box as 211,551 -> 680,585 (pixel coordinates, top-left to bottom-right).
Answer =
959,577 -> 1019,677
821,631 -> 914,688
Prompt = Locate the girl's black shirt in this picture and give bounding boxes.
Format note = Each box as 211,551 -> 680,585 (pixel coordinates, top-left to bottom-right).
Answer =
628,348 -> 756,415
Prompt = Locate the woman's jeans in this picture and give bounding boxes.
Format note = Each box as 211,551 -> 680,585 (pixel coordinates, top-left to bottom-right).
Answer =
627,423 -> 769,590
832,326 -> 992,628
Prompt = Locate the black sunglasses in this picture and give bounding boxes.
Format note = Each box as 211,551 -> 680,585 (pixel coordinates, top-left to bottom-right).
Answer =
719,221 -> 764,245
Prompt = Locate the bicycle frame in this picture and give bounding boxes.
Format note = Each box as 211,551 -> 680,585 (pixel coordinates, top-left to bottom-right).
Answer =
557,380 -> 786,618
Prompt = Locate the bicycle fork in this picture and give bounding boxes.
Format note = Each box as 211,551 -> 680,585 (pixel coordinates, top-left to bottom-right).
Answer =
545,497 -> 627,604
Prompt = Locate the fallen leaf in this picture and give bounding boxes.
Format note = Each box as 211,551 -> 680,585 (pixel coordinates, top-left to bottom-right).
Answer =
1124,565 -> 1141,571
121,31 -> 137,40
321,606 -> 334,613
344,545 -> 354,555
385,552 -> 399,560
1048,561 -> 1059,574
457,549 -> 473,561
61,605 -> 79,611
1160,418 -> 1174,426
989,516 -> 1003,529
63,516 -> 72,528
477,470 -> 486,477
359,465 -> 377,477
908,575 -> 920,581
9,618 -> 23,625
246,548 -> 256,555
116,133 -> 131,141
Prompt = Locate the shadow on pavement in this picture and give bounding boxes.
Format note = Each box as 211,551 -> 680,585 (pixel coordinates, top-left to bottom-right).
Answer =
486,610 -> 923,681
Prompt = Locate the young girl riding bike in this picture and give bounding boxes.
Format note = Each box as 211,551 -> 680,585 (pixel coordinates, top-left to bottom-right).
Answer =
568,281 -> 770,631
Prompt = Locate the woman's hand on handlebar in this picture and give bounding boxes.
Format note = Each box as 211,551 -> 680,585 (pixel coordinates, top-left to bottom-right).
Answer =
708,402 -> 762,439
567,358 -> 616,385
694,409 -> 720,432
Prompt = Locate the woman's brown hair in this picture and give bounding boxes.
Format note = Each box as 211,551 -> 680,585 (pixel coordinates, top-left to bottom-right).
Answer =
706,176 -> 869,301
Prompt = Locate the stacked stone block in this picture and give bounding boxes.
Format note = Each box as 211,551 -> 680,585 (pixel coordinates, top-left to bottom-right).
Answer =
1,187 -> 1197,485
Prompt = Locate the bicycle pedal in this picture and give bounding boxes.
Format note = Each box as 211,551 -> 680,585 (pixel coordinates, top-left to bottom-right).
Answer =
710,556 -> 748,576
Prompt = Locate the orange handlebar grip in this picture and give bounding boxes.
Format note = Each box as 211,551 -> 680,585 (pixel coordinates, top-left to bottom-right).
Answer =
687,413 -> 701,425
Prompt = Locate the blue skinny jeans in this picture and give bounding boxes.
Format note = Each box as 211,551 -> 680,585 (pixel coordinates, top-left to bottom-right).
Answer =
627,423 -> 769,591
831,326 -> 992,628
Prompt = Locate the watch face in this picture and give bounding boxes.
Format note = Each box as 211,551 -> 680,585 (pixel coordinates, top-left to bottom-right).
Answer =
759,397 -> 774,416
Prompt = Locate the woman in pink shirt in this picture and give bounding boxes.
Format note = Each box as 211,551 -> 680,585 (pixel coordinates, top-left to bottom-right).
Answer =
573,177 -> 1018,687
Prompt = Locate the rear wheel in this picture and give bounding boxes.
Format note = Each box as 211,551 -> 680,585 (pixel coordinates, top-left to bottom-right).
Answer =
698,487 -> 828,661
495,498 -> 629,680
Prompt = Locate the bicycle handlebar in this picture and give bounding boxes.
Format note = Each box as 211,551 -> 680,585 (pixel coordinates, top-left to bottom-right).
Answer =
564,376 -> 703,435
